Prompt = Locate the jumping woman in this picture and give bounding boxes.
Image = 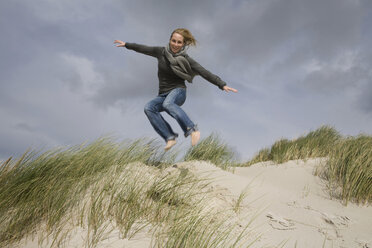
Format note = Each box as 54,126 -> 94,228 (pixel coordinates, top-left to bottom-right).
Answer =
114,28 -> 237,151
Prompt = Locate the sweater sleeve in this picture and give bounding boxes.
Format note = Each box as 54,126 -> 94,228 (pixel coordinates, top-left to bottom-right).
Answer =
187,56 -> 227,90
124,43 -> 162,58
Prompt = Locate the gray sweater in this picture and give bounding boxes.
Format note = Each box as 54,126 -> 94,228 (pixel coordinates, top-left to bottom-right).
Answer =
125,43 -> 227,95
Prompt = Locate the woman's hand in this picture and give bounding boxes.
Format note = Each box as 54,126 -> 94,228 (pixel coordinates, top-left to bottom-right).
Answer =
223,86 -> 238,93
114,40 -> 126,47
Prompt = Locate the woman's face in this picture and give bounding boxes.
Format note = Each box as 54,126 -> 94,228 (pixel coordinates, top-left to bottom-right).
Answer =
169,33 -> 184,53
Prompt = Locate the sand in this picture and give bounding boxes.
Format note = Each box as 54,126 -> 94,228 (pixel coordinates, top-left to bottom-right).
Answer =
15,159 -> 372,248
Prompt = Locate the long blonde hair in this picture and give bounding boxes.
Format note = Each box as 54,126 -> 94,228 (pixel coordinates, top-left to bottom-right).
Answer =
170,28 -> 197,46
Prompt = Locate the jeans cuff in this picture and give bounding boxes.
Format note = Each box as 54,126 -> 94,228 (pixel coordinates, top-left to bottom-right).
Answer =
184,125 -> 198,137
166,133 -> 179,141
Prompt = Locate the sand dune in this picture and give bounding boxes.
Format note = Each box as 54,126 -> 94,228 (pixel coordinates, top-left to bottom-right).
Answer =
185,159 -> 372,248
16,159 -> 371,248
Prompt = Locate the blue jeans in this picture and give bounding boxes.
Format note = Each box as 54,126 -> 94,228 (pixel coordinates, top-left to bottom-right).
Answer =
144,88 -> 198,142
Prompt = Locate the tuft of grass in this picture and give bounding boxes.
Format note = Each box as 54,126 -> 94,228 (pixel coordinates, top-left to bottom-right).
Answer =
183,133 -> 237,170
233,188 -> 249,214
245,125 -> 341,165
324,135 -> 372,205
155,207 -> 250,248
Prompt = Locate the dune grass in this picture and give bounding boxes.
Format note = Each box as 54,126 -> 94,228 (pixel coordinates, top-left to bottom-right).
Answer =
0,137 -> 253,248
183,133 -> 238,170
246,125 -> 341,165
244,125 -> 371,204
324,135 -> 372,204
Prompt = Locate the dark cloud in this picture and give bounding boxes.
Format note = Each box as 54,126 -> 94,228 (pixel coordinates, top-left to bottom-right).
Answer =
358,84 -> 372,114
302,55 -> 367,91
89,55 -> 158,108
355,53 -> 372,113
14,122 -> 36,133
300,51 -> 372,114
208,0 -> 362,64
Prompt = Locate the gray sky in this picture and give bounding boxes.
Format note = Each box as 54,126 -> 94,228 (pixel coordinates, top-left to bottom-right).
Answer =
1,0 -> 371,161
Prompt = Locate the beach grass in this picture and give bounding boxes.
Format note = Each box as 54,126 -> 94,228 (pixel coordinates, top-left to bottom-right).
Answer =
324,135 -> 372,204
183,133 -> 238,170
0,137 -> 252,247
246,125 -> 341,165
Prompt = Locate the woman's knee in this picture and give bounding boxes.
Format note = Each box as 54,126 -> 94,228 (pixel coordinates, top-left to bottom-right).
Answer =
144,102 -> 155,114
162,101 -> 176,112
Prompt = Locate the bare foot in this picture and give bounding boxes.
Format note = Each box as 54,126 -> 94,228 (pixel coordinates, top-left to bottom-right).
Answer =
191,131 -> 200,146
165,139 -> 177,151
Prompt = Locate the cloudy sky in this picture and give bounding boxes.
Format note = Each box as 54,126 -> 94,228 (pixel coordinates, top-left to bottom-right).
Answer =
1,0 -> 371,161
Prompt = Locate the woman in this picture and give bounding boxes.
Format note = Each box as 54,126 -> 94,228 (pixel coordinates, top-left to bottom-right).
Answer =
114,28 -> 237,151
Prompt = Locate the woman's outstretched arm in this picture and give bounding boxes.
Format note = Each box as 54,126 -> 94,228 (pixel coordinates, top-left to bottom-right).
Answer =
188,56 -> 238,93
114,40 -> 162,58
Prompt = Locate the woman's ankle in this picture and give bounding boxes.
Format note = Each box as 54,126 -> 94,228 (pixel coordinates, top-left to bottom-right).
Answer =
165,139 -> 177,151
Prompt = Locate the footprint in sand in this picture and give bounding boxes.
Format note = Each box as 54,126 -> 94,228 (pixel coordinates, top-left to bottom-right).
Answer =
266,212 -> 296,230
321,213 -> 351,227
